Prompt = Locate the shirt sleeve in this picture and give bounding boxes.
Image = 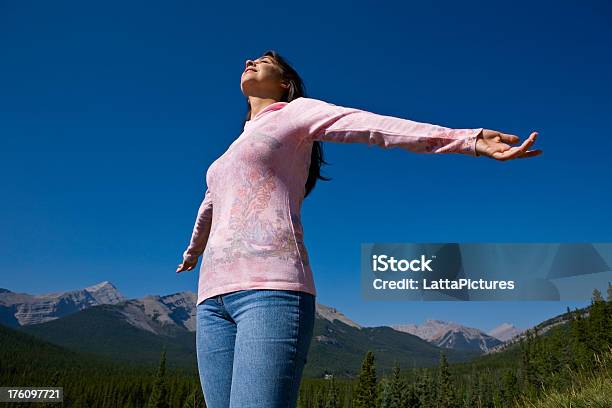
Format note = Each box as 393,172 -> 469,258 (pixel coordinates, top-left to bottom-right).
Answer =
290,97 -> 483,157
182,187 -> 214,264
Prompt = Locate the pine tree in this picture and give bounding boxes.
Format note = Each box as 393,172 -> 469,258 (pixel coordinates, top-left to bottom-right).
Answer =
571,307 -> 591,369
501,369 -> 518,406
146,349 -> 169,408
586,288 -> 612,360
324,376 -> 340,408
353,351 -> 378,408
379,378 -> 392,408
388,362 -> 404,407
465,377 -> 480,408
606,281 -> 612,301
436,352 -> 456,408
592,288 -> 604,303
379,363 -> 405,408
415,369 -> 434,408
531,325 -> 549,392
403,382 -> 420,408
478,371 -> 494,408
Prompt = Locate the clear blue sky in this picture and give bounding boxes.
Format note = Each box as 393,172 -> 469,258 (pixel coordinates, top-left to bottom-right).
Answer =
1,1 -> 610,333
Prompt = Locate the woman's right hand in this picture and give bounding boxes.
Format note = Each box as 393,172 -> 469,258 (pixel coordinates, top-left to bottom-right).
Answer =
176,257 -> 198,273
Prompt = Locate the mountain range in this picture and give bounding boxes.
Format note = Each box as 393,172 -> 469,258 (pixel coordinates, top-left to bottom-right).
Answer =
392,319 -> 504,353
0,281 -> 126,326
0,281 -> 530,376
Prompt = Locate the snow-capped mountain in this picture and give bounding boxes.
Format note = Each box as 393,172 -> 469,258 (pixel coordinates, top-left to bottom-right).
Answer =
391,319 -> 503,352
0,281 -> 126,327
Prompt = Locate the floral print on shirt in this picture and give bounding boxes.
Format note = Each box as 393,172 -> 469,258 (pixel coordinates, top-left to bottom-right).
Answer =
203,131 -> 303,268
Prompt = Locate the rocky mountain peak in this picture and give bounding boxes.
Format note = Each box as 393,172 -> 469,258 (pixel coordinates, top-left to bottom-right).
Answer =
488,322 -> 523,342
0,281 -> 126,327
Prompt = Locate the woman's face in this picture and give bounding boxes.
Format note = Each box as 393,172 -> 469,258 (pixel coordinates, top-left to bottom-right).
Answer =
240,55 -> 288,99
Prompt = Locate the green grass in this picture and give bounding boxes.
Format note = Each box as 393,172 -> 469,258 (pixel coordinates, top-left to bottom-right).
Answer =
514,351 -> 612,408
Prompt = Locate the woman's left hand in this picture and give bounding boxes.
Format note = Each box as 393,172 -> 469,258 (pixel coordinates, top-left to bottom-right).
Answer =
475,130 -> 542,161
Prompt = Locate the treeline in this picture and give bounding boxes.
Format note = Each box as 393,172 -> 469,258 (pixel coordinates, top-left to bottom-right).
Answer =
2,283 -> 611,407
298,283 -> 612,407
0,324 -> 204,407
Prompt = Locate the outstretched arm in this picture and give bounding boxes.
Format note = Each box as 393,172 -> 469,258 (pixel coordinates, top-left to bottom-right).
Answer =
290,97 -> 483,156
178,187 -> 213,272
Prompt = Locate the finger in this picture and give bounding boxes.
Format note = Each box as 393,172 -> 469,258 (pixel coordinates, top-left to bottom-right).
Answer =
517,134 -> 536,152
504,132 -> 536,152
526,132 -> 538,145
499,133 -> 521,145
493,144 -> 528,161
515,149 -> 543,159
495,138 -> 537,160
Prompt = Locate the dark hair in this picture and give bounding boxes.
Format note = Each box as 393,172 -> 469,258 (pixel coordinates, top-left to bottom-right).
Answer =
241,50 -> 331,198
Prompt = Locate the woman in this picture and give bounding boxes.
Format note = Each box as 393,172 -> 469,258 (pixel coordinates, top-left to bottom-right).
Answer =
176,50 -> 542,407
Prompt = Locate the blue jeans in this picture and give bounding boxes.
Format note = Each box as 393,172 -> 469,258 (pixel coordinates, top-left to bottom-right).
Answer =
196,289 -> 316,408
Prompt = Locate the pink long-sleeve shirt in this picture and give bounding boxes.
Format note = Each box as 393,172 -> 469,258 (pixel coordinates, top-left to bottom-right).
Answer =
183,96 -> 483,306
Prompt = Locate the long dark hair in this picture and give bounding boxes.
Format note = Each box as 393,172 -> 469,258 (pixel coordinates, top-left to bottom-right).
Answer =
241,50 -> 331,198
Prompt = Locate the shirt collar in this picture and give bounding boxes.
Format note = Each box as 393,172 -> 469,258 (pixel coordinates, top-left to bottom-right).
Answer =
244,101 -> 289,127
